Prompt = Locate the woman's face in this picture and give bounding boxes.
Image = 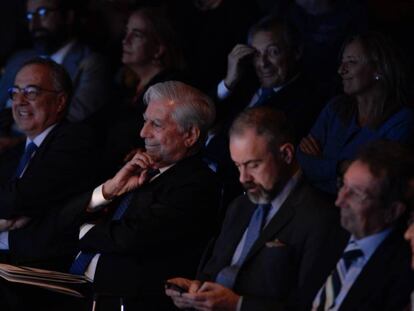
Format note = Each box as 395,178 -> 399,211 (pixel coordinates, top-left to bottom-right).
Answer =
338,40 -> 378,97
122,12 -> 160,69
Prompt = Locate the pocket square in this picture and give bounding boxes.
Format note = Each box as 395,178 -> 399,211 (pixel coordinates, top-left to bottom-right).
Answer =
265,238 -> 286,248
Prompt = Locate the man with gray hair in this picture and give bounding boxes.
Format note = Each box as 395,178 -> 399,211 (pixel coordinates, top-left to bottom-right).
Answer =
45,80 -> 220,311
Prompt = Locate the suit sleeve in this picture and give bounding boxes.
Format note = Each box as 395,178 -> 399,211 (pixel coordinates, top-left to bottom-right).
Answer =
78,168 -> 220,255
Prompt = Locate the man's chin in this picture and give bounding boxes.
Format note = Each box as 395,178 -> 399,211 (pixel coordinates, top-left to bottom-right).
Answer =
246,190 -> 271,204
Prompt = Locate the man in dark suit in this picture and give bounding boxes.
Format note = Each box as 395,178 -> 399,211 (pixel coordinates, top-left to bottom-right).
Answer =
0,57 -> 99,268
213,15 -> 322,142
166,107 -> 342,311
0,0 -> 110,149
310,141 -> 414,311
47,81 -> 220,311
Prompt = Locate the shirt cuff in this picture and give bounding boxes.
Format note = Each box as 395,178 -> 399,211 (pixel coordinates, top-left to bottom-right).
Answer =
88,184 -> 112,212
236,296 -> 243,311
0,231 -> 9,250
217,80 -> 231,100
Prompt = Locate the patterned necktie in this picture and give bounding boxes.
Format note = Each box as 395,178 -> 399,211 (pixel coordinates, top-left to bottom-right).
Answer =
254,88 -> 274,107
69,193 -> 134,275
315,247 -> 364,311
215,203 -> 272,288
15,142 -> 38,178
69,169 -> 160,275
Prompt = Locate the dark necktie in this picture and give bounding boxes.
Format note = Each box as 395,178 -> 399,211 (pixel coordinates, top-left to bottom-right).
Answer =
69,193 -> 134,275
254,88 -> 274,107
15,142 -> 38,178
69,169 -> 160,275
315,247 -> 364,310
215,203 -> 272,288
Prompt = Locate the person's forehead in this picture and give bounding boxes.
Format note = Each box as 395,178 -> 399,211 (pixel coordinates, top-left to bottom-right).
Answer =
251,29 -> 284,47
145,99 -> 176,118
345,160 -> 380,193
15,64 -> 52,86
230,129 -> 271,160
27,0 -> 59,10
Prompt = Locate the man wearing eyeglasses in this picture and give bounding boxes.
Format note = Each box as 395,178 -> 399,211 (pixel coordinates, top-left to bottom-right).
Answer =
309,140 -> 413,311
0,58 -> 99,270
0,0 -> 110,147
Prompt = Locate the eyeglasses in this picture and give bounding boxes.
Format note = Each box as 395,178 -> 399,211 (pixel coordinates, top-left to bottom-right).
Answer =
8,86 -> 60,101
337,177 -> 375,204
26,6 -> 60,21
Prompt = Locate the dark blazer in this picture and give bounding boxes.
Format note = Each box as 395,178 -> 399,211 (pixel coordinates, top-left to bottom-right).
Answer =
215,74 -> 324,142
0,42 -> 111,123
333,226 -> 413,311
59,154 -> 221,309
198,179 -> 344,311
0,121 -> 100,268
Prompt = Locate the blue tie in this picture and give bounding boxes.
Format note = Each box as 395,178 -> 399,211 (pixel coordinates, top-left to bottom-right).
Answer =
15,142 -> 38,178
254,88 -> 274,107
215,203 -> 272,288
69,192 -> 134,275
69,169 -> 160,275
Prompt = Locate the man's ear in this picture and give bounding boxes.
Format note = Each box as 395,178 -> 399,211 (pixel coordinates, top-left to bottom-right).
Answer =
153,44 -> 166,63
279,143 -> 295,164
56,93 -> 68,114
184,126 -> 200,148
387,201 -> 406,224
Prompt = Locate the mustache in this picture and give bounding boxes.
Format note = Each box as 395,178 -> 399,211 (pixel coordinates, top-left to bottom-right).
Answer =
242,181 -> 260,191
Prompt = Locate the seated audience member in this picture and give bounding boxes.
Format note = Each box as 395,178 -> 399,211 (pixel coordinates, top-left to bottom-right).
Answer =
46,81 -> 219,311
0,0 -> 110,150
214,15 -> 322,141
0,58 -> 99,269
166,107 -> 343,311
298,32 -> 414,194
205,15 -> 324,207
310,140 -> 414,310
103,6 -> 186,176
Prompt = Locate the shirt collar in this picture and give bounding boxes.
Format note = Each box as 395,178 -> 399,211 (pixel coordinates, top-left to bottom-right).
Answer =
51,40 -> 76,64
263,73 -> 301,95
348,227 -> 392,261
26,124 -> 57,148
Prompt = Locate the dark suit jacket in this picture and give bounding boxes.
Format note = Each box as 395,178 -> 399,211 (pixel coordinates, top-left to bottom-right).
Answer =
198,179 -> 344,311
59,154 -> 221,307
329,226 -> 413,311
0,121 -> 100,268
0,42 -> 111,123
215,74 -> 323,142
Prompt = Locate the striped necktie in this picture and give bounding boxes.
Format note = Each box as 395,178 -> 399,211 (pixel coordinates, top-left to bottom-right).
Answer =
315,248 -> 363,310
215,203 -> 272,288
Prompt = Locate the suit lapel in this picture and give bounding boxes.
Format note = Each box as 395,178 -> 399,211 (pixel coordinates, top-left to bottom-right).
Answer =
242,180 -> 304,264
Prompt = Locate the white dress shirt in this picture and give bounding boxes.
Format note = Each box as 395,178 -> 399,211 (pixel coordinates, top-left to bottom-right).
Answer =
0,124 -> 57,250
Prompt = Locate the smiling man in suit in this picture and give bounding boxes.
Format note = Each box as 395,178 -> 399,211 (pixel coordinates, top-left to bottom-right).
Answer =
0,0 -> 110,151
311,141 -> 414,311
166,107 -> 343,311
0,57 -> 99,268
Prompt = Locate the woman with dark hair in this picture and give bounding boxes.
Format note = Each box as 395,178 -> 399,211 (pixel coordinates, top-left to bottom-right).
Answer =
103,6 -> 186,176
298,32 -> 414,194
